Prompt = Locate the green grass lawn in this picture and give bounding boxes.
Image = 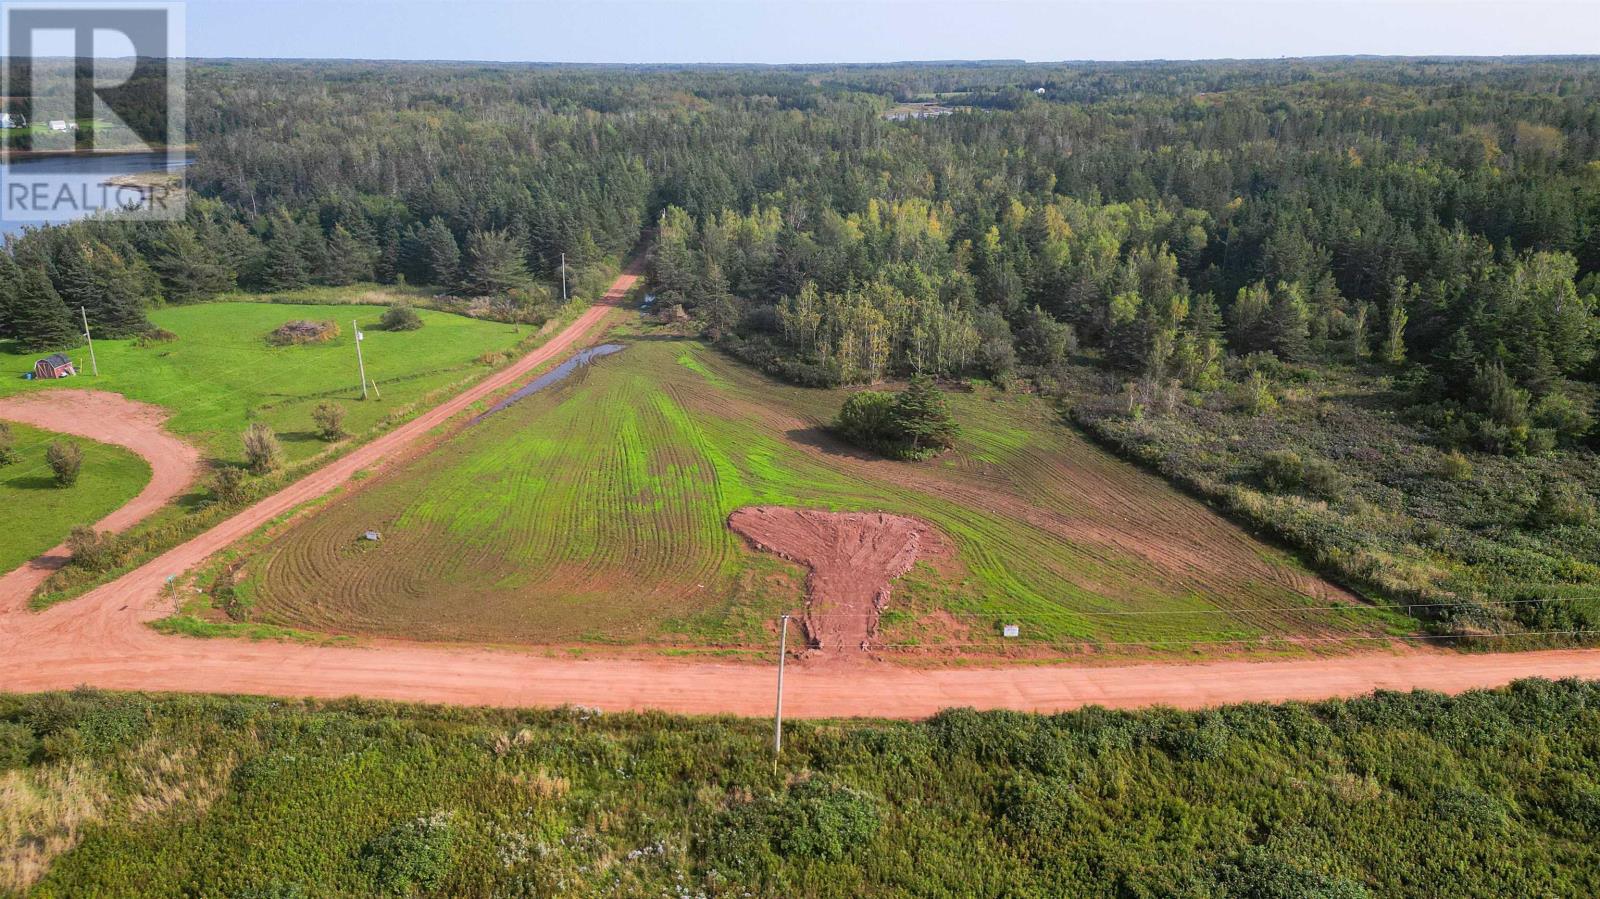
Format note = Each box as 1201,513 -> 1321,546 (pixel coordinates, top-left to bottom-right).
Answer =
0,302 -> 530,465
0,422 -> 151,572
242,334 -> 1406,653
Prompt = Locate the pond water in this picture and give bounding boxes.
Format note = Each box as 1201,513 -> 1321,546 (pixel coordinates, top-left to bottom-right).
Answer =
471,344 -> 625,424
1,151 -> 192,234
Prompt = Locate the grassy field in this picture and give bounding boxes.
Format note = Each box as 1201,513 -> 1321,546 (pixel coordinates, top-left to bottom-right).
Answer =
6,682 -> 1600,897
0,301 -> 530,465
0,424 -> 151,573
238,332 -> 1407,655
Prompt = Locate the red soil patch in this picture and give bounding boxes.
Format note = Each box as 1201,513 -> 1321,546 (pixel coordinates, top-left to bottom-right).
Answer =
729,506 -> 929,656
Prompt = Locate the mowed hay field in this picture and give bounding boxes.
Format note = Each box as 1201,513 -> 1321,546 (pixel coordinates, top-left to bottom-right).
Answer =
0,302 -> 529,465
0,422 -> 152,572
240,335 -> 1409,656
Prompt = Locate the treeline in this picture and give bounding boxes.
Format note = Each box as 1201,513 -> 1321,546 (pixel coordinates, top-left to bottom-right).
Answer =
5,57 -> 1600,461
643,59 -> 1600,458
0,62 -> 674,350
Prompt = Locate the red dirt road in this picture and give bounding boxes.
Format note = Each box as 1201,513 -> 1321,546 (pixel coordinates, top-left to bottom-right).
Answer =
5,262 -> 1600,717
0,391 -> 202,599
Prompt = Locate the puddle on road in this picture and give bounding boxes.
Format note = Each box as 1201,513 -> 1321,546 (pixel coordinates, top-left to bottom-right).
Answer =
471,343 -> 625,423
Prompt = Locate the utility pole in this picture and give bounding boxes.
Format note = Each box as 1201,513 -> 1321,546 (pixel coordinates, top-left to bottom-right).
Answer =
80,307 -> 98,376
560,252 -> 568,303
353,320 -> 368,400
773,613 -> 790,772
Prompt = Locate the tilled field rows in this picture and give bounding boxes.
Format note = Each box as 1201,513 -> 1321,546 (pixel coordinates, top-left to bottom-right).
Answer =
247,339 -> 1400,651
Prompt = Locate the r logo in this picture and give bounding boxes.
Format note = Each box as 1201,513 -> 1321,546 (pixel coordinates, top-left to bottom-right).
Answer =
0,1 -> 185,224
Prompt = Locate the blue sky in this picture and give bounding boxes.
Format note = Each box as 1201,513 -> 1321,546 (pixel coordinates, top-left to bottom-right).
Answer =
184,1 -> 1600,63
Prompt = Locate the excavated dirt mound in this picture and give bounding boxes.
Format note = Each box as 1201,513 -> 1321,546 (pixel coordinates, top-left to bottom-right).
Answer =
729,506 -> 929,657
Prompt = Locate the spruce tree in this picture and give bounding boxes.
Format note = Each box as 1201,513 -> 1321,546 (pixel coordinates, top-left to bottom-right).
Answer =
322,224 -> 375,286
374,222 -> 401,284
891,374 -> 958,457
1267,281 -> 1311,362
56,242 -> 150,338
260,215 -> 311,291
420,219 -> 461,288
696,260 -> 739,339
153,225 -> 234,303
12,266 -> 79,352
462,228 -> 528,295
0,254 -> 20,340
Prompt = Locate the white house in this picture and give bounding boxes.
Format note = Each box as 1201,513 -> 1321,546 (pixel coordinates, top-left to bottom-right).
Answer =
48,119 -> 76,132
0,113 -> 24,128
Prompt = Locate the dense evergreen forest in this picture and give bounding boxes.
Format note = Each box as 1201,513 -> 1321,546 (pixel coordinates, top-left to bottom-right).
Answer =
3,57 -> 1600,634
6,682 -> 1600,896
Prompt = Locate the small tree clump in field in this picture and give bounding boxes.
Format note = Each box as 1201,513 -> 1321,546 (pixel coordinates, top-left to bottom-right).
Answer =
0,422 -> 16,466
242,423 -> 283,475
832,375 -> 957,461
211,466 -> 250,505
66,525 -> 117,571
379,304 -> 422,332
313,402 -> 347,441
46,440 -> 83,487
834,390 -> 898,453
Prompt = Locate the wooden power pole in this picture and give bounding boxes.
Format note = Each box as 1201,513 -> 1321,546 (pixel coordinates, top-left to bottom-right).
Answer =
353,320 -> 369,400
773,613 -> 790,772
80,307 -> 98,376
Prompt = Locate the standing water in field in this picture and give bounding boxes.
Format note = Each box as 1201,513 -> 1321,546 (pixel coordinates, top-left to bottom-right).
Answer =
472,344 -> 625,423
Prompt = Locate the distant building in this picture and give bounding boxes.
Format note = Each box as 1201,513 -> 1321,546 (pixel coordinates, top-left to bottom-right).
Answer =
32,354 -> 76,379
1034,87 -> 1047,95
48,120 -> 76,132
0,113 -> 24,129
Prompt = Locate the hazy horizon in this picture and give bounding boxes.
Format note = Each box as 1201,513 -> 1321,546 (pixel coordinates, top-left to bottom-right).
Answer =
182,1 -> 1600,65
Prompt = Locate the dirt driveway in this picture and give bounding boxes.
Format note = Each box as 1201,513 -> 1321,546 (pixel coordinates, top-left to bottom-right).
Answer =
0,390 -> 202,604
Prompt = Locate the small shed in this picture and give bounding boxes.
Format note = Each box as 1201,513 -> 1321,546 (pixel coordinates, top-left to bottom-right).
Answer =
32,354 -> 76,379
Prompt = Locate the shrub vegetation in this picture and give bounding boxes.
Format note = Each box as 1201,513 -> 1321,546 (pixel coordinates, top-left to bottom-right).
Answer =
7,682 -> 1600,896
379,304 -> 423,332
242,423 -> 283,475
311,402 -> 347,442
45,440 -> 82,487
